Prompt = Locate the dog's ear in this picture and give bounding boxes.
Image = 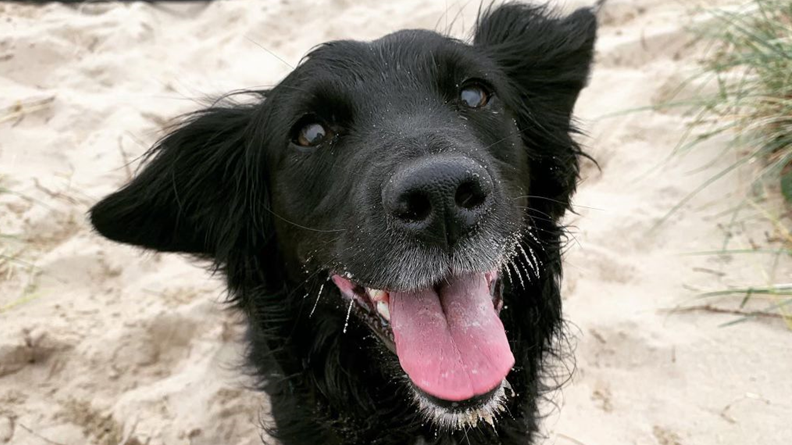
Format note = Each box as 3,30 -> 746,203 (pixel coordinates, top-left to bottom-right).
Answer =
473,3 -> 597,119
474,4 -> 598,218
90,95 -> 269,258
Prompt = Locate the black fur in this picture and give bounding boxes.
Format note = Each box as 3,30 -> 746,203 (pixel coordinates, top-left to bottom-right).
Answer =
90,4 -> 597,444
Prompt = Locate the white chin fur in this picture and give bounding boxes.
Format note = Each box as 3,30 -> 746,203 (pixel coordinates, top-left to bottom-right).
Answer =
412,380 -> 510,431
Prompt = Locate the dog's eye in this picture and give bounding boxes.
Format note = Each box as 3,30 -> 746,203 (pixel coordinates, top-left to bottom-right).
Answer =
459,84 -> 490,109
295,122 -> 332,147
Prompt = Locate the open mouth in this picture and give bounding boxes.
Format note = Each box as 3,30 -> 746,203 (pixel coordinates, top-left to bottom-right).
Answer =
331,270 -> 514,426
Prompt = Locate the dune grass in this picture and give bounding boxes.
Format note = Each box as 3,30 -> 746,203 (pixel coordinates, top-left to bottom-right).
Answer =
0,175 -> 40,314
666,0 -> 791,328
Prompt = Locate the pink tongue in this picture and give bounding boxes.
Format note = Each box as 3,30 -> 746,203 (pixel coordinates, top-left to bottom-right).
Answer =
389,273 -> 514,401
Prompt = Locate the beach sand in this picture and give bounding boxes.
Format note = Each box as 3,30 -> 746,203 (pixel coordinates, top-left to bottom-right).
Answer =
1,1 -> 790,444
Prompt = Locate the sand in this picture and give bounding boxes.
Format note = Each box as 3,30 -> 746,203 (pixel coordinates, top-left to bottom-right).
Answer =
1,1 -> 790,444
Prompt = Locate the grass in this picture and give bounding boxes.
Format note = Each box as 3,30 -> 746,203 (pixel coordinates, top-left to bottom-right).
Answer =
0,175 -> 40,314
0,96 -> 55,125
663,0 -> 792,328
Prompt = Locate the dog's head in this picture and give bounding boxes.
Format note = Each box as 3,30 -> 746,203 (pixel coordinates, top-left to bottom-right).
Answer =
90,3 -> 596,439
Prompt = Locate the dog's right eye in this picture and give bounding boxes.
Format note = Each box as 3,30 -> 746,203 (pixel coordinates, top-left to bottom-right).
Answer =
294,121 -> 333,148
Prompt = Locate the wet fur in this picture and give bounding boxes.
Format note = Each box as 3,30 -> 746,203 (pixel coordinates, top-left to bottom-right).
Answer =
89,4 -> 597,445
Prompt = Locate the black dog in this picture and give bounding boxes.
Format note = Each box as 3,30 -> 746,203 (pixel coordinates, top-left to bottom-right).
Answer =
89,4 -> 597,444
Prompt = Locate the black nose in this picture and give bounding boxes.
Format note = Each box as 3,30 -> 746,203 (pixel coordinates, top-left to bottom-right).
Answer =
382,156 -> 494,247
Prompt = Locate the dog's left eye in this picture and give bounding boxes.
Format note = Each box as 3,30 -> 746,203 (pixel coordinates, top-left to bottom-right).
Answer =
459,84 -> 490,109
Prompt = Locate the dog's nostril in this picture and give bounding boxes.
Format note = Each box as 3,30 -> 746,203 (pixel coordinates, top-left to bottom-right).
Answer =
455,180 -> 487,210
397,192 -> 432,222
382,156 -> 494,247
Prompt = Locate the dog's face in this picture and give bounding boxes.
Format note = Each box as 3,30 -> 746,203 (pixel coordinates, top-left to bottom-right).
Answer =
90,4 -> 596,442
269,30 -> 528,291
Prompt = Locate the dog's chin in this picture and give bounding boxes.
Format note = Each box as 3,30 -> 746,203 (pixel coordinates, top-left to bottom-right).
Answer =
331,270 -> 514,430
411,379 -> 513,430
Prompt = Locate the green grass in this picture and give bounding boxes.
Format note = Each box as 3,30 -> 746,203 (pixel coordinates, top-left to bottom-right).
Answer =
664,0 -> 792,329
693,0 -> 791,193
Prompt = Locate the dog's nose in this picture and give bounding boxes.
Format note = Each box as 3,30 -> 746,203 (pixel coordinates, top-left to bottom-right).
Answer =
382,156 -> 493,247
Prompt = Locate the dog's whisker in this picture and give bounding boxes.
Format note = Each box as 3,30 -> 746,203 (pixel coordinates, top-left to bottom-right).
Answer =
501,259 -> 514,286
508,260 -> 525,289
518,243 -> 540,279
461,425 -> 472,445
309,282 -> 325,318
530,245 -> 544,266
515,257 -> 531,284
342,298 -> 354,334
512,194 -> 604,212
515,242 -> 531,266
514,211 -> 557,226
524,214 -> 565,239
446,0 -> 476,37
244,36 -> 295,69
263,206 -> 346,233
516,205 -> 557,222
525,228 -> 545,251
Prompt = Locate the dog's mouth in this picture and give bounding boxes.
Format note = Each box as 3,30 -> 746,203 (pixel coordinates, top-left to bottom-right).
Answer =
331,270 -> 514,425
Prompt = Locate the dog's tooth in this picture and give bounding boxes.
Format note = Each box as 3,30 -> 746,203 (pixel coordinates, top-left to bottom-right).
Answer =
368,288 -> 388,302
376,301 -> 390,321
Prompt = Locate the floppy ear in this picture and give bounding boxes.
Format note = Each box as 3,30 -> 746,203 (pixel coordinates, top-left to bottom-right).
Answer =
474,3 -> 597,119
90,93 -> 269,258
474,4 -> 597,218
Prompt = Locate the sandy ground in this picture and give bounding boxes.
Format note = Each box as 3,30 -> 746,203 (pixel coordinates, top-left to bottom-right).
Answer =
1,0 -> 790,444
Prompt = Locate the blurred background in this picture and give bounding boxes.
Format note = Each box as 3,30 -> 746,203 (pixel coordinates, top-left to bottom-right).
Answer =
1,1 -> 790,444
